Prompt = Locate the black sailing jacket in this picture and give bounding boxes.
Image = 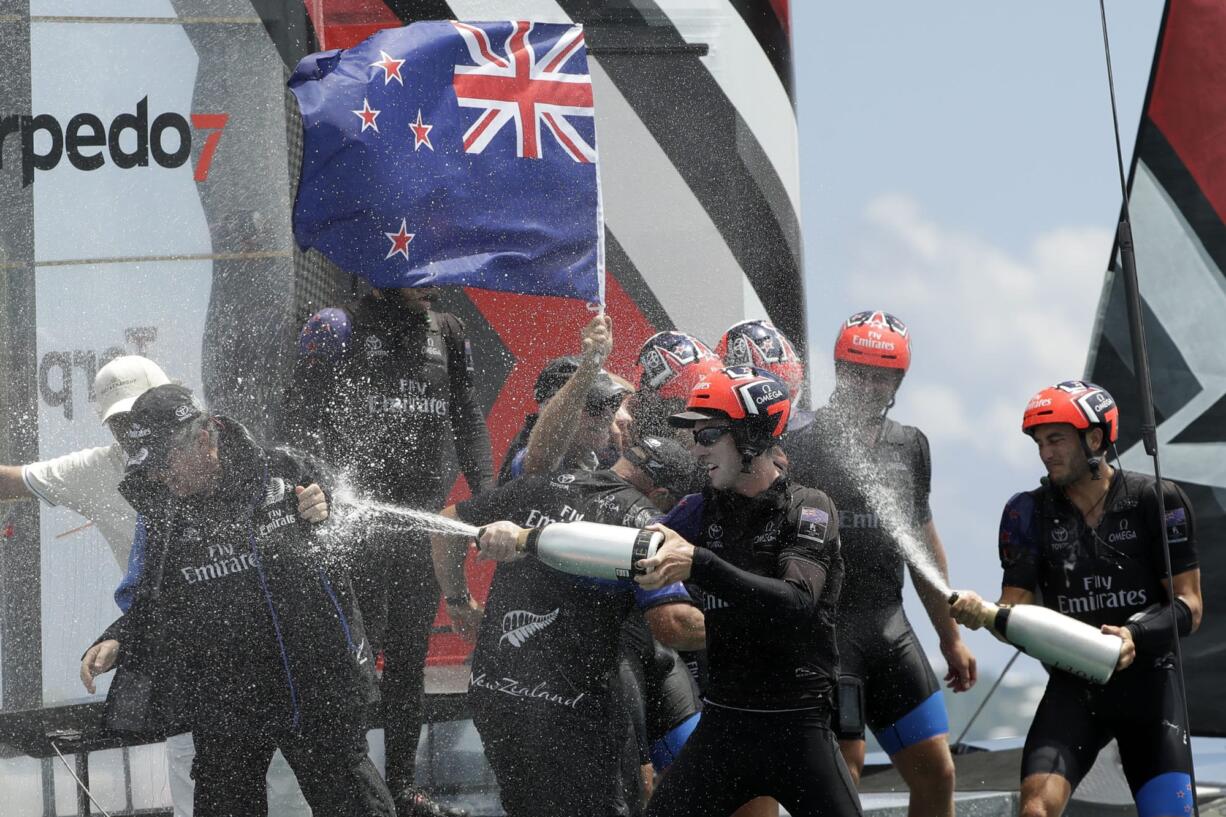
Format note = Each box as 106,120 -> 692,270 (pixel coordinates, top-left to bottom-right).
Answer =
98,418 -> 378,735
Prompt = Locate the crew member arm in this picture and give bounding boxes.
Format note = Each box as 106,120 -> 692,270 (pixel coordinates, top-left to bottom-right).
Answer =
1169,569 -> 1203,633
443,316 -> 494,494
430,505 -> 472,601
519,315 -> 611,476
691,547 -> 830,615
430,505 -> 486,641
912,519 -> 978,690
1114,479 -> 1203,653
1121,569 -> 1202,654
905,431 -> 967,645
910,519 -> 963,645
644,601 -> 706,651
0,465 -> 29,500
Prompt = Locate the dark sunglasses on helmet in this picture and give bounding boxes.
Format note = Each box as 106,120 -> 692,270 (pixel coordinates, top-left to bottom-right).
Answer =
692,426 -> 732,447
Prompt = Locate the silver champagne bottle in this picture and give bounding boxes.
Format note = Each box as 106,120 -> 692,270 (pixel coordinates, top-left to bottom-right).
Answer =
951,594 -> 1122,684
482,521 -> 664,583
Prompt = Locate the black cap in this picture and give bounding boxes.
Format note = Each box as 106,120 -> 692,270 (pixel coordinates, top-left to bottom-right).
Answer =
625,436 -> 703,497
534,356 -> 582,402
533,356 -> 629,414
121,384 -> 204,471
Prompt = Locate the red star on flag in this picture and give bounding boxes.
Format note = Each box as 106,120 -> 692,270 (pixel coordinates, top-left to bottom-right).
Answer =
370,50 -> 405,85
352,98 -> 380,132
409,109 -> 434,151
384,218 -> 415,260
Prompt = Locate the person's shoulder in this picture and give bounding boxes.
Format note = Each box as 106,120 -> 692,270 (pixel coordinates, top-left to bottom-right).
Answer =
1114,467 -> 1158,494
1001,487 -> 1043,521
661,492 -> 705,530
880,416 -> 928,448
787,481 -> 836,514
1118,469 -> 1187,513
588,470 -> 657,525
783,482 -> 839,551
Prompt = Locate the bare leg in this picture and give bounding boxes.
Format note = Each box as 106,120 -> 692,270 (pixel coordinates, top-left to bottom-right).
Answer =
731,797 -> 778,817
890,734 -> 955,817
838,738 -> 866,785
1018,773 -> 1073,817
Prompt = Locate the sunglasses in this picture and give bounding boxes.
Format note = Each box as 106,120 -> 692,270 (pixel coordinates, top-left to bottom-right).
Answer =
692,426 -> 732,447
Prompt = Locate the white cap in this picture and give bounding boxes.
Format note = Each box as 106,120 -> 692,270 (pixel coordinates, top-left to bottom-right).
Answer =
94,356 -> 171,421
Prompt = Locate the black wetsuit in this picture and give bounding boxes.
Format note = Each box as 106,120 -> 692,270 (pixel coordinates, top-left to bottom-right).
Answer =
783,408 -> 946,752
643,479 -> 862,817
454,469 -> 691,817
282,294 -> 494,795
999,469 -> 1198,814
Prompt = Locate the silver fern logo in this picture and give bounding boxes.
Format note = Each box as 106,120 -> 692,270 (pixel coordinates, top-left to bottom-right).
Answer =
499,608 -> 560,648
262,477 -> 288,507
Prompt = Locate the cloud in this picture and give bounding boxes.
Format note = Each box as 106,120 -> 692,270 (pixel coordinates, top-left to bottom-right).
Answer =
848,193 -> 1112,466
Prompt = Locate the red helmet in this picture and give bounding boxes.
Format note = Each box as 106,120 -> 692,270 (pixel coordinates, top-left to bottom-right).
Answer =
1022,380 -> 1119,447
636,331 -> 723,400
834,310 -> 911,372
668,366 -> 791,453
716,319 -> 805,400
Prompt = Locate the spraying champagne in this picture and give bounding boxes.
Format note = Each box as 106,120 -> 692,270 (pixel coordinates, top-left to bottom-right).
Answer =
478,521 -> 664,583
949,592 -> 1122,684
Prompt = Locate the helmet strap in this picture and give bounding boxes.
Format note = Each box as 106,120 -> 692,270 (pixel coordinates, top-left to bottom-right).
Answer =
731,427 -> 767,474
1079,431 -> 1102,480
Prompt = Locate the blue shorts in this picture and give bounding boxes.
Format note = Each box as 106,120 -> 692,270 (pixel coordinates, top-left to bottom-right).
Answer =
649,712 -> 701,771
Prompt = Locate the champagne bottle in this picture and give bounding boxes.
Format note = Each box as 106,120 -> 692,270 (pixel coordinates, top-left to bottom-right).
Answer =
480,521 -> 664,583
950,593 -> 1122,684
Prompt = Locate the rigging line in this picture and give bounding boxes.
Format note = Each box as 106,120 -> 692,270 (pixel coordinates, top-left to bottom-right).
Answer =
953,649 -> 1019,748
1096,4 -> 1199,815
1097,2 -> 1131,207
50,738 -> 114,817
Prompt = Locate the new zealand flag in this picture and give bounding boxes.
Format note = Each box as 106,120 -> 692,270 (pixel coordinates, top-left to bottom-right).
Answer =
289,21 -> 604,303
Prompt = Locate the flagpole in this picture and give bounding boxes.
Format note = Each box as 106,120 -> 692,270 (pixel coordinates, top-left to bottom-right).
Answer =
1096,5 -> 1199,813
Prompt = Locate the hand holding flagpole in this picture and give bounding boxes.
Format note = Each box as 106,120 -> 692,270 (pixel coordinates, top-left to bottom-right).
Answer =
581,312 -> 613,369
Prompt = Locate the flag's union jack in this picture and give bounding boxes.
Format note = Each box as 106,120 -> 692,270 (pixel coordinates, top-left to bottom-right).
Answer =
291,20 -> 604,301
452,21 -> 595,162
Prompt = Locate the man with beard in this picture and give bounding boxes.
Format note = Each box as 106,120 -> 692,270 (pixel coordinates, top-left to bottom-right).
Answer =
431,436 -> 705,817
635,366 -> 861,817
951,381 -> 1201,817
781,311 -> 974,817
282,286 -> 492,817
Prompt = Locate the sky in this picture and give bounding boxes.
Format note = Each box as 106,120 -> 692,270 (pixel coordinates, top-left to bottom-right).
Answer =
792,1 -> 1167,678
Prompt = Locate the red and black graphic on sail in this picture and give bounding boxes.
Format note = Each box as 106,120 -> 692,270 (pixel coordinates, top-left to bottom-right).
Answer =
1086,0 -> 1226,736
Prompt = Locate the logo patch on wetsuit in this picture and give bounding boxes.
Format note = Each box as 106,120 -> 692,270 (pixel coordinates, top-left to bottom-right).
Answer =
1165,507 -> 1188,544
364,335 -> 389,358
262,477 -> 288,507
796,507 -> 829,544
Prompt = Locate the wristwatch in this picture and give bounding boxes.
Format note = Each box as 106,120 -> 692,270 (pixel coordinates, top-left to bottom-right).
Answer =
444,592 -> 471,606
